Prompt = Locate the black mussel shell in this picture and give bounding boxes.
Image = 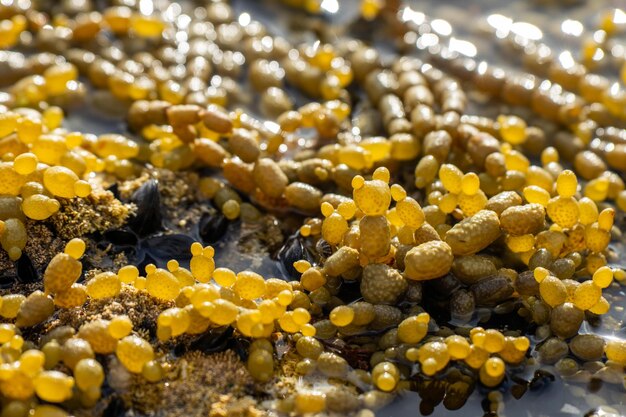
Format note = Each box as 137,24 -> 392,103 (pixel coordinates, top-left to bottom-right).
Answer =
136,251 -> 158,273
141,233 -> 195,265
199,212 -> 229,244
127,179 -> 163,237
17,253 -> 38,283
276,233 -> 315,280
0,272 -> 16,289
103,229 -> 139,247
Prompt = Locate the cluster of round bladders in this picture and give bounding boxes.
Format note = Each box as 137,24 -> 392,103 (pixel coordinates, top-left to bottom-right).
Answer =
437,164 -> 487,217
0,106 -> 146,260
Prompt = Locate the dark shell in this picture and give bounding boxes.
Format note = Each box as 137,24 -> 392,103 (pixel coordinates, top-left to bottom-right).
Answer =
137,252 -> 158,273
199,212 -> 229,244
276,233 -> 315,280
141,234 -> 195,264
0,272 -> 16,289
103,229 -> 139,247
17,254 -> 38,283
127,179 -> 163,237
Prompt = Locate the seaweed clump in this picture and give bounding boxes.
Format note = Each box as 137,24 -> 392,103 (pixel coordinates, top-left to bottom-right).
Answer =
50,186 -> 134,239
124,350 -> 264,417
